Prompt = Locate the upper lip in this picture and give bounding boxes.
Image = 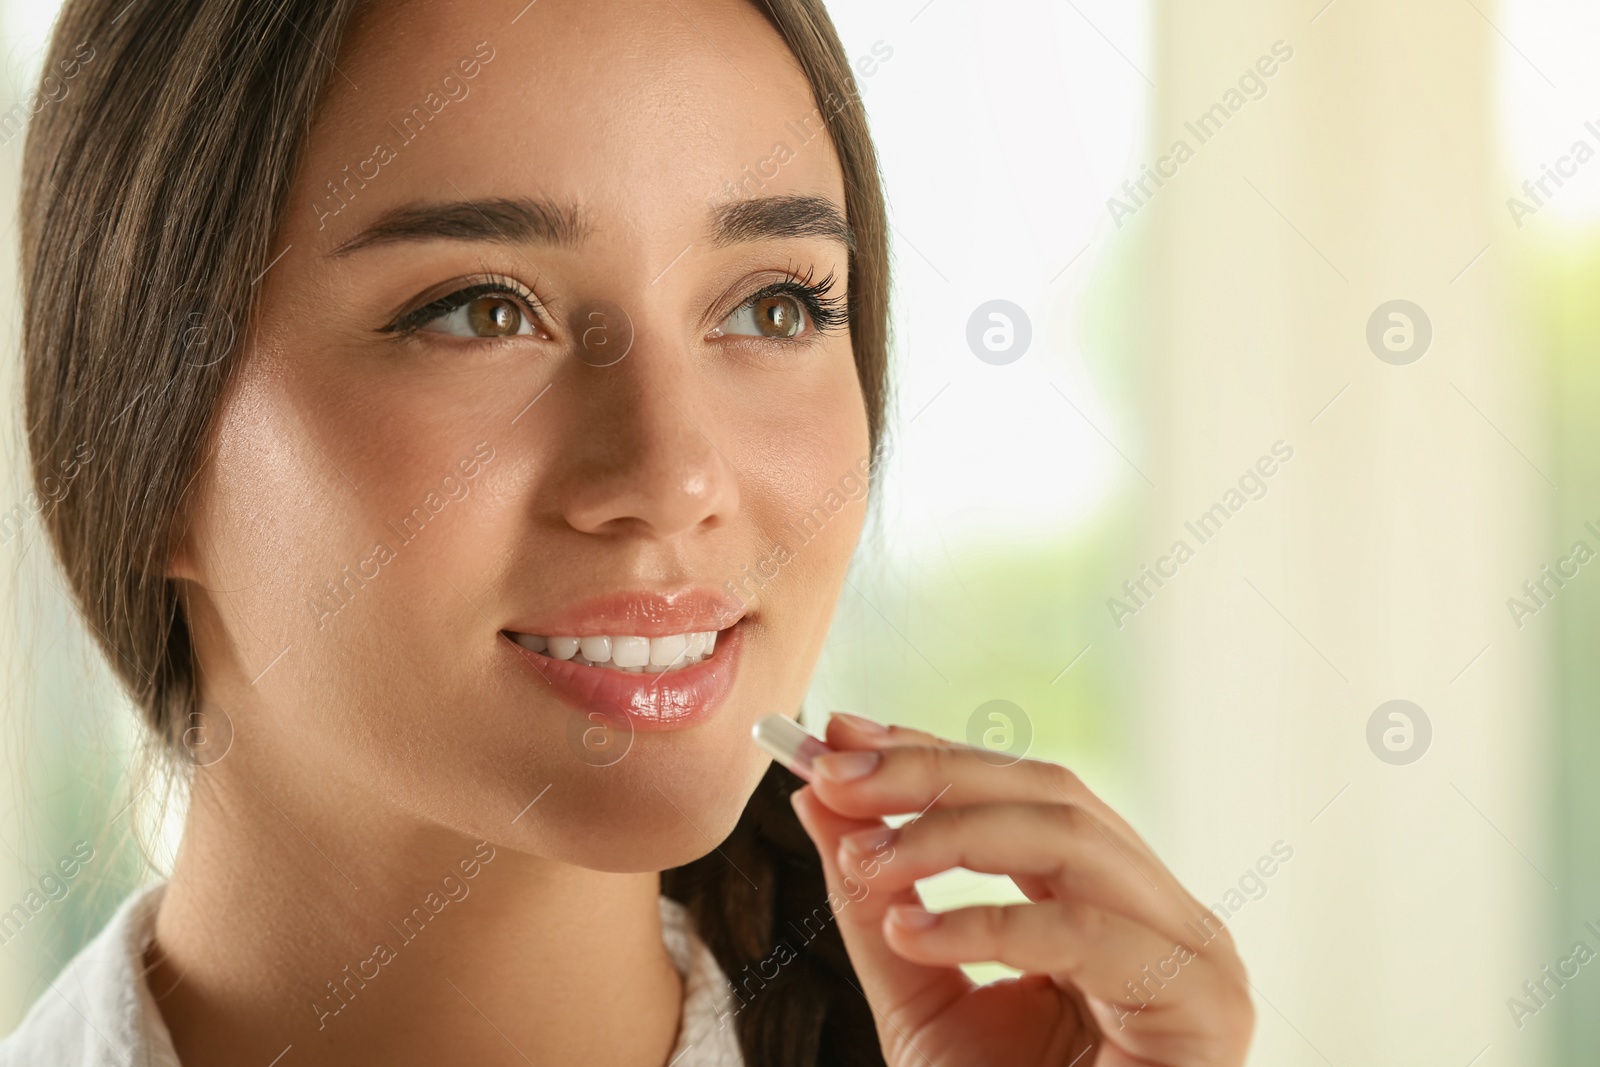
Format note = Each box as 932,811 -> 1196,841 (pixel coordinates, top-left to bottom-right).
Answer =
501,587 -> 747,638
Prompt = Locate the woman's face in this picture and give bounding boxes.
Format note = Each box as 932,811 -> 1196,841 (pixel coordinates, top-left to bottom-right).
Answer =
173,0 -> 870,871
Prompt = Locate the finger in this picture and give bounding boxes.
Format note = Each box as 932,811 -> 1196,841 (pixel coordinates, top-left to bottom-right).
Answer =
824,712 -> 966,750
787,784 -> 970,1037
837,803 -> 1204,947
825,716 -> 1185,909
882,898 -> 1249,1063
825,714 -> 1150,855
821,719 -> 1224,944
808,742 -> 1059,817
808,744 -> 1178,897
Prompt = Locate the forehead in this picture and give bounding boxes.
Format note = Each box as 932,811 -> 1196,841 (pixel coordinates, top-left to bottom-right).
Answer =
297,0 -> 846,250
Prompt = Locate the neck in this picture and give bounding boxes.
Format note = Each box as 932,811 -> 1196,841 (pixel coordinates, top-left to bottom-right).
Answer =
147,767 -> 685,1067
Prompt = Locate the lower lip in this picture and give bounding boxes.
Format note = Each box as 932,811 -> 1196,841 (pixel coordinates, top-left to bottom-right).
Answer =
502,623 -> 745,730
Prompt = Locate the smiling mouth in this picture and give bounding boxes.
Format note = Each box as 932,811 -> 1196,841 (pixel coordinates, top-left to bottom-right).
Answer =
504,629 -> 723,674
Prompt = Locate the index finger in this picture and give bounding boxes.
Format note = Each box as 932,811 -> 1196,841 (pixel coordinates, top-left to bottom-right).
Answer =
808,740 -> 1081,822
815,740 -> 1224,944
823,712 -> 1147,852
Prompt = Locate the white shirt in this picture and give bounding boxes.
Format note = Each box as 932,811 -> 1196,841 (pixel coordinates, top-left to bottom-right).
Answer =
0,882 -> 744,1066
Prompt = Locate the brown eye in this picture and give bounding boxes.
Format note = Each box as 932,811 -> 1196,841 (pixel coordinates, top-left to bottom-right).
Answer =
715,293 -> 808,340
466,296 -> 524,337
409,285 -> 540,338
753,295 -> 802,337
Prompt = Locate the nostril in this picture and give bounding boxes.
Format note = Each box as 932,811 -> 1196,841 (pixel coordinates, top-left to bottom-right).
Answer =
541,347 -> 741,538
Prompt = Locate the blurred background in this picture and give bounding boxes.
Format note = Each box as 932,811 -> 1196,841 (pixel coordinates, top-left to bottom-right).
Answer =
0,0 -> 1592,1063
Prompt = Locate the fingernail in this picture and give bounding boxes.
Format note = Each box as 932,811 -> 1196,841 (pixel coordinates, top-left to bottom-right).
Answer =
889,904 -> 940,930
813,749 -> 881,781
840,824 -> 898,854
752,714 -> 832,783
832,711 -> 889,734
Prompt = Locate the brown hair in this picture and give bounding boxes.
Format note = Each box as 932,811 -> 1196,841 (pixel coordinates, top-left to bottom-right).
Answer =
20,0 -> 890,1063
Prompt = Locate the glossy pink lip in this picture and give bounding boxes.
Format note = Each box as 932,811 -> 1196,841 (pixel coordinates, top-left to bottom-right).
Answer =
501,589 -> 747,730
502,588 -> 745,638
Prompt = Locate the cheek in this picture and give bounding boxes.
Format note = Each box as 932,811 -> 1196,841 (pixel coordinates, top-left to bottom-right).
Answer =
737,350 -> 870,637
185,352 -> 508,736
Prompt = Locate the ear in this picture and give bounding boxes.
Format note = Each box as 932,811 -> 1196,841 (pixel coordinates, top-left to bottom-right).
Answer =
167,546 -> 200,582
166,441 -> 221,583
166,515 -> 204,582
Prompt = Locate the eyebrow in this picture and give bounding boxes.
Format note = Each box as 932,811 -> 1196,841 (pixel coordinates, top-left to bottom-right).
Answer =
327,193 -> 854,257
329,196 -> 589,256
712,195 -> 855,253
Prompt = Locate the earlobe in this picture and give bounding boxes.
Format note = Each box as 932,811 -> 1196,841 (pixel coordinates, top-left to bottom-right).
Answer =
166,552 -> 199,583
165,526 -> 203,583
166,464 -> 217,583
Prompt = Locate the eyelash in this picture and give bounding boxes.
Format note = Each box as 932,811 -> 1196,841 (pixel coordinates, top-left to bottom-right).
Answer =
382,266 -> 850,340
383,274 -> 540,336
735,264 -> 850,338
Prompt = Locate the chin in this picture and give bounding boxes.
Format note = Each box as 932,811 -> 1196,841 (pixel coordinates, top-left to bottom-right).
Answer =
497,734 -> 773,873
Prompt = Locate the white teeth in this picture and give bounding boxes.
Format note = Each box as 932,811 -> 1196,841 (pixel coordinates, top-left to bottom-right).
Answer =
612,635 -> 650,668
514,629 -> 724,673
650,633 -> 688,666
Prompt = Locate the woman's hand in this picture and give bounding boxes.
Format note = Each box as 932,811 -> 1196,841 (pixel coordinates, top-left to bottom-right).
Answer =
788,713 -> 1255,1067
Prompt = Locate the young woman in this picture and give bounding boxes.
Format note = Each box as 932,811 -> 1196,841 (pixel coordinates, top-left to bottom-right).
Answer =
2,0 -> 1254,1063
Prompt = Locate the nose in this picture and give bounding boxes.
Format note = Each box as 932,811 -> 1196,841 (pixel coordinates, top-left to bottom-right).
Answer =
551,326 -> 740,540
